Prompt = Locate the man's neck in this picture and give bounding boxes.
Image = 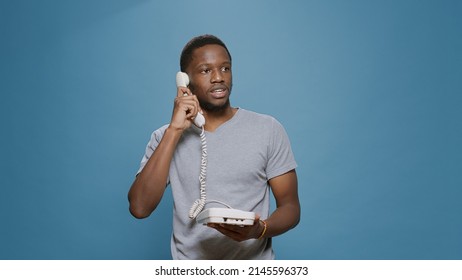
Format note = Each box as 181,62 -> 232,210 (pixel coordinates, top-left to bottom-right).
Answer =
202,106 -> 238,132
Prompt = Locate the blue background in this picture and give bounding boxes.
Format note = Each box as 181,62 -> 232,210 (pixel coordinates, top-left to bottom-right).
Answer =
1,0 -> 461,260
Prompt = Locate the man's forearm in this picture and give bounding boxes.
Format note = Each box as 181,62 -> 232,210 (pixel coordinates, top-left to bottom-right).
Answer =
262,203 -> 300,239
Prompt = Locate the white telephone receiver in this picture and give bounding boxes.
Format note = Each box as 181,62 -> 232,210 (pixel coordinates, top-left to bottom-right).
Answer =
176,72 -> 206,128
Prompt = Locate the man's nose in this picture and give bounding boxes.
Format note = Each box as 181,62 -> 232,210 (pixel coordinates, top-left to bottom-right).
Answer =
211,69 -> 224,83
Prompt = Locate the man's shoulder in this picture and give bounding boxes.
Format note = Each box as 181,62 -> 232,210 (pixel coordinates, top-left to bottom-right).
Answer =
237,108 -> 289,139
238,108 -> 288,133
148,124 -> 170,143
153,123 -> 169,134
239,108 -> 277,124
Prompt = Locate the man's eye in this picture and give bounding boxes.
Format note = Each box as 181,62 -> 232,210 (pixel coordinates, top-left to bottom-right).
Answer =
221,67 -> 230,72
200,69 -> 210,74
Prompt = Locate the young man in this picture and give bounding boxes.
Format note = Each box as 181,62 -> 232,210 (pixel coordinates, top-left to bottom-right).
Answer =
128,34 -> 300,259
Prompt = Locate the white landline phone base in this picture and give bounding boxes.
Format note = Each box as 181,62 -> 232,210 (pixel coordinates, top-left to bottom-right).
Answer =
196,208 -> 256,226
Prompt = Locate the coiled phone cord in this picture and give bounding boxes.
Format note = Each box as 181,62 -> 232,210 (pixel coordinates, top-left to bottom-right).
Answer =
189,126 -> 208,219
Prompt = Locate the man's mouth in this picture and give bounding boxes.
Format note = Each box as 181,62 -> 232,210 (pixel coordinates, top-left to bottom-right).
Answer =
210,87 -> 227,98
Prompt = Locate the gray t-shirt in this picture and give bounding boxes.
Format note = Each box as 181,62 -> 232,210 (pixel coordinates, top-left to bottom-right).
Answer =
138,108 -> 297,259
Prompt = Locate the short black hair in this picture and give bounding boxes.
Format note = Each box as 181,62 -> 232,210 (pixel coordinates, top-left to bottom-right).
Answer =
180,34 -> 232,72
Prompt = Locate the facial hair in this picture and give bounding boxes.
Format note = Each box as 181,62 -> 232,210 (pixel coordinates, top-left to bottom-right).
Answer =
192,83 -> 233,113
199,97 -> 231,112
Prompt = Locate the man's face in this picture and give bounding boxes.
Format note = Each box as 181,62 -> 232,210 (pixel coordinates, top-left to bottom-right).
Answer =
186,44 -> 233,112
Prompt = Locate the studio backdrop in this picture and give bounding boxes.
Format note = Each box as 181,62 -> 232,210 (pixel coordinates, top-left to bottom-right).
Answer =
1,0 -> 461,259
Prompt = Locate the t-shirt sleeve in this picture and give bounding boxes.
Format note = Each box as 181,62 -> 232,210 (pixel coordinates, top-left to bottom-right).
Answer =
266,118 -> 297,180
136,125 -> 168,176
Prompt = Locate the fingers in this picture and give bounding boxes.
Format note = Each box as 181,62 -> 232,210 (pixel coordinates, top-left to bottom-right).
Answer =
177,86 -> 191,98
208,224 -> 246,242
170,86 -> 203,130
207,218 -> 262,242
177,87 -> 202,113
177,99 -> 198,119
174,90 -> 200,118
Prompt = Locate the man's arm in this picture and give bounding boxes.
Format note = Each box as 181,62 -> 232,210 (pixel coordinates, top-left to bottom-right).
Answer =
208,169 -> 300,241
128,127 -> 182,219
263,169 -> 300,237
128,86 -> 201,219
